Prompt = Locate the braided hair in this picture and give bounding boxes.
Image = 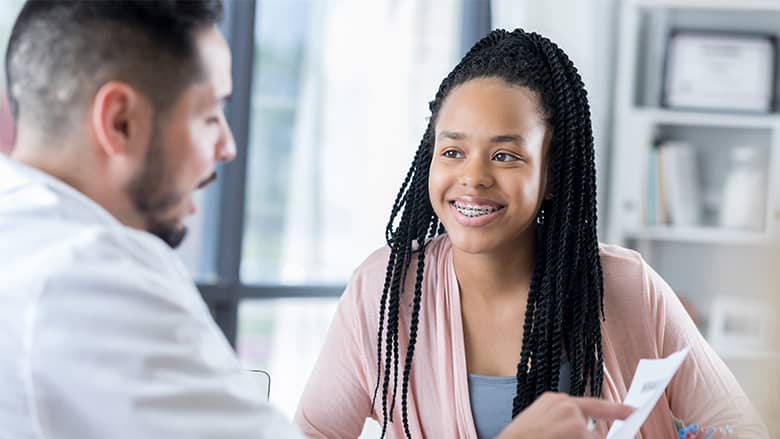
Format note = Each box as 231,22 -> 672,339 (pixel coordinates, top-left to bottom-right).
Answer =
371,29 -> 605,438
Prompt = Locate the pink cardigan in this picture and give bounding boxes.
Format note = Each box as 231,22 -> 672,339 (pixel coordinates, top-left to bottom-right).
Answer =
295,235 -> 767,438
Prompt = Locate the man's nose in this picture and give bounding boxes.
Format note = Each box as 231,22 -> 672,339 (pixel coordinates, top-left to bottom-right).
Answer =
215,118 -> 236,163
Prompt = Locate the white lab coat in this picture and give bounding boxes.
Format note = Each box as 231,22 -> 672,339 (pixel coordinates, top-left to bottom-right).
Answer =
0,155 -> 302,439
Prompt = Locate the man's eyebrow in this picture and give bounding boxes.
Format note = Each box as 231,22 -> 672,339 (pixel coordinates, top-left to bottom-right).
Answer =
218,93 -> 232,104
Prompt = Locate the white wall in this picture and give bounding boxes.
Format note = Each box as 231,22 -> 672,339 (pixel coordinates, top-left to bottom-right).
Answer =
492,0 -> 620,234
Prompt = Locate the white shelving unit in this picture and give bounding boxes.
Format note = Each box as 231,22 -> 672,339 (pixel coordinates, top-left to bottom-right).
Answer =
624,225 -> 769,245
607,0 -> 780,431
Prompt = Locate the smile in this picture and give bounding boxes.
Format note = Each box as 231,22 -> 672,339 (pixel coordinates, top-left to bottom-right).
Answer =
450,201 -> 505,217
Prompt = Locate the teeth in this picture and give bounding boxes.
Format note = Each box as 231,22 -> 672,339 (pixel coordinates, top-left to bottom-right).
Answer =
452,202 -> 502,217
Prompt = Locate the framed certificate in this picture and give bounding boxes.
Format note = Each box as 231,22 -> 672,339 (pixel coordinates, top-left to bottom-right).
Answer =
707,295 -> 774,352
663,30 -> 776,112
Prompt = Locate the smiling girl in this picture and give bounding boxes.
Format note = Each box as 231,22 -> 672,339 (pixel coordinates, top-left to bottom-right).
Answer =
294,29 -> 767,439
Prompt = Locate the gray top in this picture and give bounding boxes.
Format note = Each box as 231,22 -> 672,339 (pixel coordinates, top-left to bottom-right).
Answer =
467,357 -> 571,439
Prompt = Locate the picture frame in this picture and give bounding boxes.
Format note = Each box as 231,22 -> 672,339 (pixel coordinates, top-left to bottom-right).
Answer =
707,295 -> 775,352
663,30 -> 777,113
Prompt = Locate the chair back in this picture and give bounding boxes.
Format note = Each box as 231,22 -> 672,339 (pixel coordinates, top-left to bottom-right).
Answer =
245,369 -> 271,403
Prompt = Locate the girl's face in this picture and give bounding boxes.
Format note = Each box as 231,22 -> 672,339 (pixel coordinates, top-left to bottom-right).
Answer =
428,77 -> 551,255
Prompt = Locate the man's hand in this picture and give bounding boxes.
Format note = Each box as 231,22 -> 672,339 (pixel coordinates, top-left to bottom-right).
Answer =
496,392 -> 633,439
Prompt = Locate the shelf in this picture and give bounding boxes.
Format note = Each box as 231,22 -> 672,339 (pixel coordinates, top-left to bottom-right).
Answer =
633,0 -> 780,13
635,108 -> 780,130
624,226 -> 771,244
712,346 -> 780,361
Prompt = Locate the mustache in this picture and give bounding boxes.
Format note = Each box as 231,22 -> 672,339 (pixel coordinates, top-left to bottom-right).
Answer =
197,171 -> 218,189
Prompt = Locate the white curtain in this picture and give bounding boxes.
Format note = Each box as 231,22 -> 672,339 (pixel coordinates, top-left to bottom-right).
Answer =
280,0 -> 462,284
255,1 -> 463,431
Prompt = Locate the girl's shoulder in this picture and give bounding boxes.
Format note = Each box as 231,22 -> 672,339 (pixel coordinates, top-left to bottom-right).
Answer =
345,234 -> 452,311
597,243 -> 656,312
351,234 -> 452,282
597,243 -> 667,359
598,242 -> 645,275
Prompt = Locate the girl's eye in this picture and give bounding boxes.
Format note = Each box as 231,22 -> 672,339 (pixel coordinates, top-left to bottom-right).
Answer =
494,152 -> 520,162
443,149 -> 464,159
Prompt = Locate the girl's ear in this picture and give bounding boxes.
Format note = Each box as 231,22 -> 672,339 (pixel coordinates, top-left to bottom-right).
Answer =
541,162 -> 554,200
540,126 -> 554,201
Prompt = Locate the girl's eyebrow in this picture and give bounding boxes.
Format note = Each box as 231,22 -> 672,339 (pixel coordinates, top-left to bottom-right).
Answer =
437,131 -> 526,145
438,130 -> 465,140
490,134 -> 526,146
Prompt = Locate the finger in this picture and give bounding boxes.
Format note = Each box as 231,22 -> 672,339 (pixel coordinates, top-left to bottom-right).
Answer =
572,397 -> 634,421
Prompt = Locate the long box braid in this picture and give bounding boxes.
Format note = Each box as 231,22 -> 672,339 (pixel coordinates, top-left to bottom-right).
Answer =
372,28 -> 605,438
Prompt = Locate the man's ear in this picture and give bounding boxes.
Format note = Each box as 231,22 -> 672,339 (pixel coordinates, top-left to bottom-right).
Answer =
90,81 -> 150,157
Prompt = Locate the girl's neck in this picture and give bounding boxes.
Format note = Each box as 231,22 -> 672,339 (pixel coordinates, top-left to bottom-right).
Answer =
452,236 -> 536,302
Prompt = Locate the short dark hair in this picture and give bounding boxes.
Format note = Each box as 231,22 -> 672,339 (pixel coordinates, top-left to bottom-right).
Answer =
5,0 -> 224,137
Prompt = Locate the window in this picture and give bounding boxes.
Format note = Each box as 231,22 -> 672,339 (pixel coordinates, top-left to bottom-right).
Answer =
0,0 -> 478,434
219,0 -> 467,424
241,0 -> 462,285
2,0 -> 479,429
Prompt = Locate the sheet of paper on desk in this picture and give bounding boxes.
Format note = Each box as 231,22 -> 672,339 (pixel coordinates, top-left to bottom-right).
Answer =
606,347 -> 690,439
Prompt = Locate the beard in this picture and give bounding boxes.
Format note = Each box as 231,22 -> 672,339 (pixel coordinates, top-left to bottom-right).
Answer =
125,127 -> 188,249
146,220 -> 188,249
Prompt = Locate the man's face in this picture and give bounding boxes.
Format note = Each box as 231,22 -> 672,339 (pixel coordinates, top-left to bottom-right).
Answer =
126,25 -> 234,248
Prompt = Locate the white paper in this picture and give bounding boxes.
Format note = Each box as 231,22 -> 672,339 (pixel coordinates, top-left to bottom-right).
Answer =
606,348 -> 690,439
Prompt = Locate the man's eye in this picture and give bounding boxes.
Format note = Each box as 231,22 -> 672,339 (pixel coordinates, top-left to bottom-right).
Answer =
443,149 -> 463,159
494,152 -> 519,162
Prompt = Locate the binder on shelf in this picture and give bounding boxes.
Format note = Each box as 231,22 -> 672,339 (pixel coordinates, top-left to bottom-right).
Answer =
646,145 -> 667,225
647,146 -> 657,225
656,141 -> 701,227
656,146 -> 668,225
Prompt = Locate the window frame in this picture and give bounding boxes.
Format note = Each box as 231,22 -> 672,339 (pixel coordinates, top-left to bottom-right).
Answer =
201,0 -> 489,346
198,1 -> 346,346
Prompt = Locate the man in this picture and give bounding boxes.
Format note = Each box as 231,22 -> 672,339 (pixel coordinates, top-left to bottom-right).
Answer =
0,1 -> 629,438
0,1 -> 300,437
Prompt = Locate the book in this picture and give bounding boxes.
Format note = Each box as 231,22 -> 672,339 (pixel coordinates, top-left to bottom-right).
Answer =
647,146 -> 657,225
646,145 -> 668,226
657,141 -> 701,227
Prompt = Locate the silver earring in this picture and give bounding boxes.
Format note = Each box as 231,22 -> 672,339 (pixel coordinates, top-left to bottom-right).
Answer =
536,207 -> 545,225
